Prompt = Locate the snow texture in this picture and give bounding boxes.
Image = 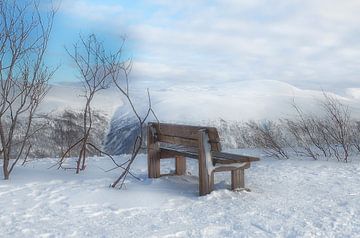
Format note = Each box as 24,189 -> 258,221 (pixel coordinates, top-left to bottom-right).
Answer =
1,151 -> 360,237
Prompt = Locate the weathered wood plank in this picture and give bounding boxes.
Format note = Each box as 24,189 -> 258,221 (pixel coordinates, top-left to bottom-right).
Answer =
213,162 -> 250,172
150,122 -> 211,139
159,147 -> 198,159
157,134 -> 198,147
212,151 -> 259,163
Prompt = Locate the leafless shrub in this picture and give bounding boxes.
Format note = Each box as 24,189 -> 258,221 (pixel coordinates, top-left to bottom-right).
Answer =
283,101 -> 330,160
246,120 -> 289,159
317,93 -> 352,162
273,93 -> 353,162
351,121 -> 360,153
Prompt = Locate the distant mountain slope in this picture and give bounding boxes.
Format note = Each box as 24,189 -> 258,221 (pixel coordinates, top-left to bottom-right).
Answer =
104,80 -> 360,154
36,80 -> 360,155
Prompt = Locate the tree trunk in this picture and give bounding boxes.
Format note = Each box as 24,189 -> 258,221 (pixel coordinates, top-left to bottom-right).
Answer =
3,154 -> 9,180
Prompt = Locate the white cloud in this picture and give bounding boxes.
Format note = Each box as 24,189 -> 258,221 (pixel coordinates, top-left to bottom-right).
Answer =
56,0 -> 360,93
59,0 -> 123,21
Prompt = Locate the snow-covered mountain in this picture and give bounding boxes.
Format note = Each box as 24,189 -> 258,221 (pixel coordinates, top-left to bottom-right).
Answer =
103,79 -> 360,154
38,80 -> 360,155
46,79 -> 360,122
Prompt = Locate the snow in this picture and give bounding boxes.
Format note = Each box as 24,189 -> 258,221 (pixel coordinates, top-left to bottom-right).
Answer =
1,152 -> 360,237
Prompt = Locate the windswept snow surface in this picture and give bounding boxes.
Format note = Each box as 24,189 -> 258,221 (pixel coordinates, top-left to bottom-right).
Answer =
1,152 -> 360,237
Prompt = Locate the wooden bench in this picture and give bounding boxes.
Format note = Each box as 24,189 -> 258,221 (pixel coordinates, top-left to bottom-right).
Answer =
147,122 -> 260,196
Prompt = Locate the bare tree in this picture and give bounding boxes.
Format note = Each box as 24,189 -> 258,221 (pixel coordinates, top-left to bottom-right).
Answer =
58,34 -> 122,173
54,33 -> 157,184
0,0 -> 56,179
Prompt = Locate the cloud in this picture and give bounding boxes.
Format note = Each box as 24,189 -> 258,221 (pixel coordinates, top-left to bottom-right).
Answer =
54,0 -> 360,93
58,0 -> 123,21
142,1 -> 360,92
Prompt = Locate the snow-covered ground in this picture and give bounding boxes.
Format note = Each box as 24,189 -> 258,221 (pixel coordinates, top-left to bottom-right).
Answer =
1,152 -> 360,237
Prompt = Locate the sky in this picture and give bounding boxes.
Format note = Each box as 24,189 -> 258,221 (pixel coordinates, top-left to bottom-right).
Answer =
44,0 -> 360,94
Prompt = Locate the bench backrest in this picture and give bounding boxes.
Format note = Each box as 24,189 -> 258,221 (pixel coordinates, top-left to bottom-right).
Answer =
148,122 -> 222,152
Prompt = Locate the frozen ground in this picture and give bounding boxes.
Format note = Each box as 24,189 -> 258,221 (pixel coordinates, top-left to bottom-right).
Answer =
1,152 -> 360,238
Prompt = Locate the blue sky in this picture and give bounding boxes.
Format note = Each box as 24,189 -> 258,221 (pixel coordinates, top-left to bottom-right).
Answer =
44,0 -> 360,93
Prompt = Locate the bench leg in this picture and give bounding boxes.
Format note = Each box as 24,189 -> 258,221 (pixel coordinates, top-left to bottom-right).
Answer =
147,125 -> 160,178
199,164 -> 210,196
231,169 -> 245,190
199,175 -> 211,196
175,156 -> 186,175
148,143 -> 160,178
209,172 -> 214,192
148,156 -> 160,178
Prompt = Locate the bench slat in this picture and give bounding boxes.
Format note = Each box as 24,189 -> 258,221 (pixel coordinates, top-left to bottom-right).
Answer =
157,134 -> 198,147
152,123 -> 213,140
213,162 -> 250,172
212,151 -> 260,164
160,146 -> 198,159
